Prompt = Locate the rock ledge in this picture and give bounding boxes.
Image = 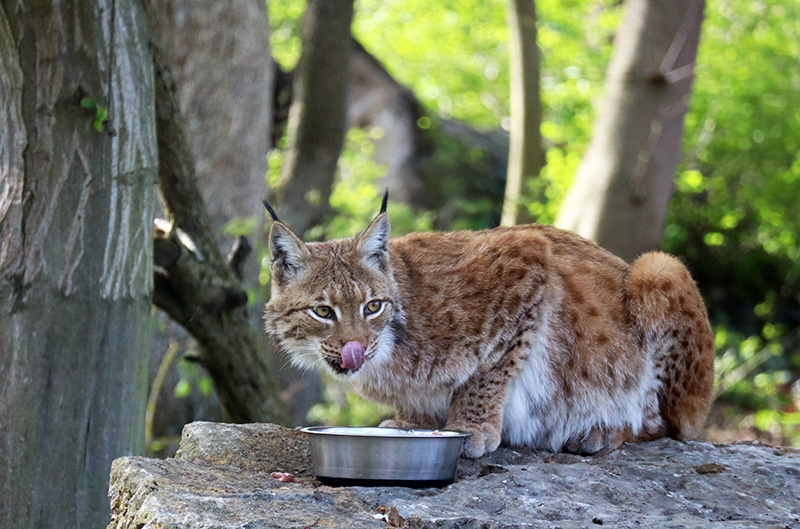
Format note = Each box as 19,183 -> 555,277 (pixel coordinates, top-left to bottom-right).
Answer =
108,421 -> 799,528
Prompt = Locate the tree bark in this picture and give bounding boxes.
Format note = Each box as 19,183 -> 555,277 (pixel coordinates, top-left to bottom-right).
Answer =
154,0 -> 272,269
555,0 -> 705,262
501,0 -> 544,226
273,0 -> 355,237
142,0 -> 289,426
0,1 -> 156,527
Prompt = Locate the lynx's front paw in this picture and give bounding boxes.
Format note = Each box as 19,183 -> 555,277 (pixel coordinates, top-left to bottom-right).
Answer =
446,421 -> 501,458
379,415 -> 438,430
379,418 -> 418,429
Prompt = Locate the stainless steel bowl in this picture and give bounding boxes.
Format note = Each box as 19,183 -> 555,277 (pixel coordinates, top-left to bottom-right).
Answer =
302,426 -> 468,487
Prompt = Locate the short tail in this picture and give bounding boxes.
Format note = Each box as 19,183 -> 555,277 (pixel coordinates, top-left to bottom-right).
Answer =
625,252 -> 715,439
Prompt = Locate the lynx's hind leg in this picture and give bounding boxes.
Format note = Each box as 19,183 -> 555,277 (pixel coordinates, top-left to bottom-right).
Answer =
565,425 -> 634,455
625,252 -> 715,440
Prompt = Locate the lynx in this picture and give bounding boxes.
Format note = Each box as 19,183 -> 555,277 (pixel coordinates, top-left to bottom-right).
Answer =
263,195 -> 715,458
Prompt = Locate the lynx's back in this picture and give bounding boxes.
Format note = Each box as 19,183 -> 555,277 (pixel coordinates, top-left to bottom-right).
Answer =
264,205 -> 714,457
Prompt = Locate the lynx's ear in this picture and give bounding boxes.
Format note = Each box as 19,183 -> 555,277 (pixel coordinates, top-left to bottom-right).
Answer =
358,212 -> 390,271
269,222 -> 310,285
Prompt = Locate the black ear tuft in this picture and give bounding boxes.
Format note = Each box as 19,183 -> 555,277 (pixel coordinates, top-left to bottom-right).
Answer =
262,199 -> 281,222
380,189 -> 389,215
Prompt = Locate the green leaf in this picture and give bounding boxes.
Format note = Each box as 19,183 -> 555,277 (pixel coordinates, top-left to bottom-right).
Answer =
93,106 -> 108,133
198,375 -> 214,397
174,379 -> 191,399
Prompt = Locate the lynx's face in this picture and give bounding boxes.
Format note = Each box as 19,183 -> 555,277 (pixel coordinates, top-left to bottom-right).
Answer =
264,212 -> 404,379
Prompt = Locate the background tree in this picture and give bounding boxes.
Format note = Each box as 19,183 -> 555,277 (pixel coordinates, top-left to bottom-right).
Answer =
262,0 -> 356,423
272,0 -> 356,236
501,0 -> 544,226
0,2 -> 156,527
155,0 -> 274,254
554,0 -> 705,262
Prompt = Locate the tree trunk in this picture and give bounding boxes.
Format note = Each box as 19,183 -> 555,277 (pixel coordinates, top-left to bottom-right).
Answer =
0,2 -> 156,527
143,0 -> 289,426
154,0 -> 272,271
273,0 -> 355,237
501,0 -> 544,226
265,0 -> 355,423
555,0 -> 705,262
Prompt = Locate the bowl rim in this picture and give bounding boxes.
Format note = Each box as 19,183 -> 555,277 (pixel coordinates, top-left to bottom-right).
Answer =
300,426 -> 469,439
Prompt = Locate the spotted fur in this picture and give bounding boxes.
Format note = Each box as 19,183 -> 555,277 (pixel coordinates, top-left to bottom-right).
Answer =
264,207 -> 715,458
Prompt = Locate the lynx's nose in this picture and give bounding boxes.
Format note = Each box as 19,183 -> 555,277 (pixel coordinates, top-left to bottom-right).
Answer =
340,341 -> 365,371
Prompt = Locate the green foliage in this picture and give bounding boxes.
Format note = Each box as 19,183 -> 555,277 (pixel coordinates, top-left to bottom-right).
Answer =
222,216 -> 256,237
80,97 -> 108,133
713,325 -> 800,445
661,0 -> 800,443
308,378 -> 394,427
174,356 -> 214,399
664,0 -> 800,308
354,0 -> 509,127
268,0 -> 306,69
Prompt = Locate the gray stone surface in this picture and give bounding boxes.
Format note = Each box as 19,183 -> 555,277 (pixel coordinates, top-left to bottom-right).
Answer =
108,421 -> 800,529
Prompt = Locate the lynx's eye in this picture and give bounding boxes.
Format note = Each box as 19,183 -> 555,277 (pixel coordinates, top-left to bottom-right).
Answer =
312,306 -> 335,319
364,300 -> 383,316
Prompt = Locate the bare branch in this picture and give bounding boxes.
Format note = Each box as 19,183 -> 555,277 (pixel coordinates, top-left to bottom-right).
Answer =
227,236 -> 252,279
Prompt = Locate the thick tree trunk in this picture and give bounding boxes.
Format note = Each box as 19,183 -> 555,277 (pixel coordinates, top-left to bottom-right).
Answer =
0,2 -> 156,527
143,0 -> 289,426
154,0 -> 272,267
555,0 -> 705,262
273,0 -> 355,237
501,0 -> 544,226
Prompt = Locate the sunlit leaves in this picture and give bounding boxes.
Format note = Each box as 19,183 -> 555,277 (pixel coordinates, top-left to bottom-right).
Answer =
323,128 -> 434,240
664,0 -> 800,305
268,0 -> 306,69
354,0 -> 509,126
80,96 -> 108,132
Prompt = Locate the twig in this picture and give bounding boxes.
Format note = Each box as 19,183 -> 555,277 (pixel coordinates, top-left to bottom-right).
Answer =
146,341 -> 180,446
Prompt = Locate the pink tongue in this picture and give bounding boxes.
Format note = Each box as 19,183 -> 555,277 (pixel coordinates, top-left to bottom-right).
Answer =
340,341 -> 366,371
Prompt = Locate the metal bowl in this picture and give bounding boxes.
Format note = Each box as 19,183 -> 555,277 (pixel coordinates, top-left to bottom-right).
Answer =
302,426 -> 468,487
